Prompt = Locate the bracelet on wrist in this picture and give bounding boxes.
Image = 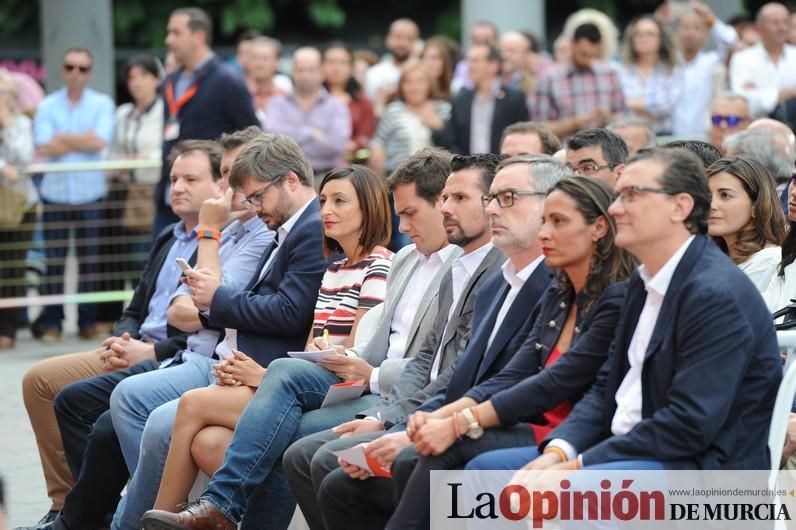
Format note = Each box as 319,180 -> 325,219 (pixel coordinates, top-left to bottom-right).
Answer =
544,446 -> 569,463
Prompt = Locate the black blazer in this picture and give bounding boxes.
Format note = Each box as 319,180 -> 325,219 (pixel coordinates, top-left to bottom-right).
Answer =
113,223 -> 195,361
434,83 -> 530,154
207,200 -> 330,366
548,236 -> 782,469
466,281 -> 627,427
415,262 -> 553,414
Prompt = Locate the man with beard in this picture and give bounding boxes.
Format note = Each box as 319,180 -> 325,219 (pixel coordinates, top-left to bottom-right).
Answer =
264,47 -> 350,183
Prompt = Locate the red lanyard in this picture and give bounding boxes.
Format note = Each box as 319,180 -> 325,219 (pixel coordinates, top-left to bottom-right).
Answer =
165,81 -> 198,118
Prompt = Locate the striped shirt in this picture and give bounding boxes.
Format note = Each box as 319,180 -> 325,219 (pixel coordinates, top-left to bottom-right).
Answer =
312,246 -> 394,343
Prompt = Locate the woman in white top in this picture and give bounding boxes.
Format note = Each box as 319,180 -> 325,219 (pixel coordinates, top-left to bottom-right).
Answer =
707,157 -> 786,292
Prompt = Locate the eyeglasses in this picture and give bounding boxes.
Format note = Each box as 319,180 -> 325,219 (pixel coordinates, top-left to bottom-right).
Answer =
615,185 -> 674,204
63,63 -> 91,73
567,162 -> 612,176
481,189 -> 546,208
711,114 -> 745,128
242,177 -> 282,208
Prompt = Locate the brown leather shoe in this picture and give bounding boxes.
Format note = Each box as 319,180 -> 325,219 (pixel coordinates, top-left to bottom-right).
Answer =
139,500 -> 235,530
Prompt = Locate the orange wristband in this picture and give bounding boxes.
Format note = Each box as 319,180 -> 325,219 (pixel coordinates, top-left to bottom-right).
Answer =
198,227 -> 222,243
544,446 -> 569,463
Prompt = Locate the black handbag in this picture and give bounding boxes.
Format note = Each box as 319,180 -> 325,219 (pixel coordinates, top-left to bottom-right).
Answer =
773,300 -> 796,330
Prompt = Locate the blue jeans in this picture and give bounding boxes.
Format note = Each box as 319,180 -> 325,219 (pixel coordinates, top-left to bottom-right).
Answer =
109,357 -> 215,530
39,199 -> 103,329
201,358 -> 377,526
465,447 -> 665,471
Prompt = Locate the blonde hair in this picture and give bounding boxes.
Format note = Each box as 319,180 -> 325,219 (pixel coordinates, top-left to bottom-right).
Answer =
0,69 -> 20,113
396,60 -> 435,102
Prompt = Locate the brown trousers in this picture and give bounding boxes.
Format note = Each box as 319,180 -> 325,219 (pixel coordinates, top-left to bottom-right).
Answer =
21,349 -> 106,510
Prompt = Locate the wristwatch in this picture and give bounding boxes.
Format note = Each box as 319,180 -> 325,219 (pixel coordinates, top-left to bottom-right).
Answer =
461,408 -> 484,440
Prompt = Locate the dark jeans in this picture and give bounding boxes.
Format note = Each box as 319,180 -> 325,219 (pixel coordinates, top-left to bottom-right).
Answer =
0,207 -> 35,338
39,200 -> 103,330
52,360 -> 159,530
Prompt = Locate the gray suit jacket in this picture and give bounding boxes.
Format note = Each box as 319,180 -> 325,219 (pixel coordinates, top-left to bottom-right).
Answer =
359,245 -> 505,425
351,243 -> 461,394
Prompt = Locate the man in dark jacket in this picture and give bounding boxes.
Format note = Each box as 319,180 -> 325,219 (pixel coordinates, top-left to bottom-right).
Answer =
435,43 -> 530,155
153,6 -> 259,236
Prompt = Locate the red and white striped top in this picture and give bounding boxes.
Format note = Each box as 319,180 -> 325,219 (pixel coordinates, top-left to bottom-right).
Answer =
312,246 -> 394,344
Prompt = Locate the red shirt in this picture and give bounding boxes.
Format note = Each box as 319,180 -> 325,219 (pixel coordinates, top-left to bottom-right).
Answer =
530,345 -> 574,442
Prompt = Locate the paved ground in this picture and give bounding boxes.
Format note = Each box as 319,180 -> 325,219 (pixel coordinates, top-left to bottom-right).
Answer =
1,329 -> 99,528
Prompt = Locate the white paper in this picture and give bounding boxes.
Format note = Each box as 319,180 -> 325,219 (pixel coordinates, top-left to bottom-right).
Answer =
215,328 -> 237,360
286,348 -> 337,363
330,444 -> 370,469
320,381 -> 366,408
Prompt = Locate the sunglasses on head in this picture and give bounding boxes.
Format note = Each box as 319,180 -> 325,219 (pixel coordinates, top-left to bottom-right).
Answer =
711,114 -> 744,127
63,63 -> 91,73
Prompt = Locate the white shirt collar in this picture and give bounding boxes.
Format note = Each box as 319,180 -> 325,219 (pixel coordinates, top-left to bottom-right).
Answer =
277,196 -> 315,241
416,242 -> 458,266
455,242 -> 494,276
501,254 -> 545,290
638,235 -> 695,298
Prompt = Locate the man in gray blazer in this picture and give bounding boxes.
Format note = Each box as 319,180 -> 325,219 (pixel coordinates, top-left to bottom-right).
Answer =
140,148 -> 460,530
282,153 -> 507,530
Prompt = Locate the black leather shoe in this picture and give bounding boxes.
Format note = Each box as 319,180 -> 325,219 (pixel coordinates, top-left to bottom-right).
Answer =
12,510 -> 59,530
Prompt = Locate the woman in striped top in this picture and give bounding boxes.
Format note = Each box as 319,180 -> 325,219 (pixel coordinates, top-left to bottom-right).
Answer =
150,166 -> 393,513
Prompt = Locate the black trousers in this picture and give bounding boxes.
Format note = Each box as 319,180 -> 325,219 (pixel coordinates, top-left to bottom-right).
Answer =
315,425 -> 536,530
52,360 -> 159,529
0,208 -> 35,337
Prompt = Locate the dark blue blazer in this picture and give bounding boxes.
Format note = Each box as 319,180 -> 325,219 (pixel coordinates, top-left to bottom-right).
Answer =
467,281 -> 627,427
548,236 -> 782,469
155,56 -> 259,208
416,261 -> 553,413
206,200 -> 329,366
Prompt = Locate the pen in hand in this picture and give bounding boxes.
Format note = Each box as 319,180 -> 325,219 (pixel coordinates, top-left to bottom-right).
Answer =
323,328 -> 330,348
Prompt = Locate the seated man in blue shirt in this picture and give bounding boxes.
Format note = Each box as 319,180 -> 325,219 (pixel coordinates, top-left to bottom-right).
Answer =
32,46 -> 116,341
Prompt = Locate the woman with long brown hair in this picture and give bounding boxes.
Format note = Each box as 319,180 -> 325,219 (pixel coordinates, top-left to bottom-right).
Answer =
707,156 -> 786,291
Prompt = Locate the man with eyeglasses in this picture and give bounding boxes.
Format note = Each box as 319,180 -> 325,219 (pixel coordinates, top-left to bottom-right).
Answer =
480,147 -> 780,478
564,128 -> 628,187
709,93 -> 750,153
32,47 -> 115,341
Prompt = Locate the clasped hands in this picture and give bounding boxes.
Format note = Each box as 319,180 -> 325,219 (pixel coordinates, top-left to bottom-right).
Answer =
98,332 -> 156,371
212,349 -> 266,388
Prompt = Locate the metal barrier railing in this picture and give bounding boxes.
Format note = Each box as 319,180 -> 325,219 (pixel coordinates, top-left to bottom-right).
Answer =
0,158 -> 162,311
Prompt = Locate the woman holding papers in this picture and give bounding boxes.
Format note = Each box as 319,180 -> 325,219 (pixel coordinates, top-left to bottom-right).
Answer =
150,166 -> 393,513
386,177 -> 635,528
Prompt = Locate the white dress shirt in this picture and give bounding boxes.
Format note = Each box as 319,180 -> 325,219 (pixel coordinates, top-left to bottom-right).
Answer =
610,235 -> 695,435
486,255 -> 545,349
549,236 -> 695,461
365,57 -> 402,100
370,243 -> 459,394
729,42 -> 796,117
672,20 -> 737,136
429,242 -> 494,381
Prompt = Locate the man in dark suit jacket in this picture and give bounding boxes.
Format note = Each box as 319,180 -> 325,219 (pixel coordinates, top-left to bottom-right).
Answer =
153,7 -> 259,236
470,147 -> 781,478
435,43 -> 530,155
313,155 -> 567,530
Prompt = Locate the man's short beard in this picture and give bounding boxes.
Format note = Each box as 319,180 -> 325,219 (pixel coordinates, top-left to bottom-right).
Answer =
448,227 -> 486,249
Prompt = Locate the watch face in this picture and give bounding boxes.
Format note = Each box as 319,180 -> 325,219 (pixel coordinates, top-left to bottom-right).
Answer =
468,425 -> 485,440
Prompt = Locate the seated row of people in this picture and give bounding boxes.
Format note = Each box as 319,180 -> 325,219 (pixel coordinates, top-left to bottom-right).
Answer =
19,131 -> 784,530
